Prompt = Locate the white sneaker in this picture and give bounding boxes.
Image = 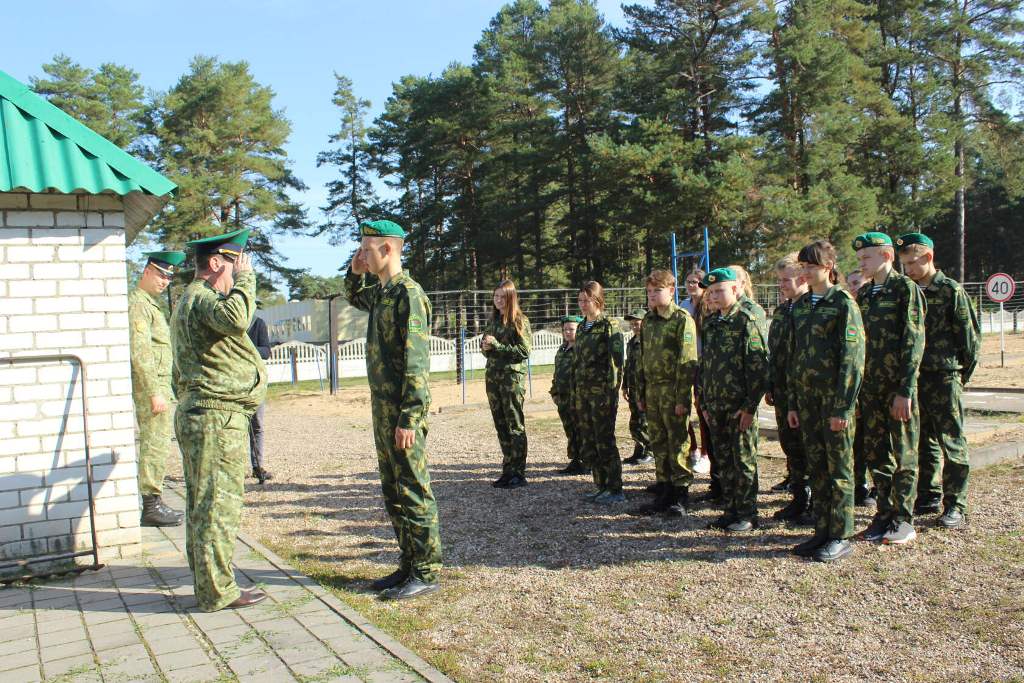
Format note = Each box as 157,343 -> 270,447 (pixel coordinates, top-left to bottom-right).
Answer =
693,453 -> 711,475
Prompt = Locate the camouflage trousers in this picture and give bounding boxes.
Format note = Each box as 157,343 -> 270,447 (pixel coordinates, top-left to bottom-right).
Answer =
705,407 -> 758,518
917,371 -> 970,513
576,390 -> 622,493
645,384 -> 692,488
371,399 -> 442,583
554,398 -> 582,464
774,403 -> 807,489
859,389 -> 919,523
135,391 -> 173,497
795,396 -> 855,539
627,394 -> 650,449
174,407 -> 249,612
853,418 -> 869,491
486,370 -> 528,477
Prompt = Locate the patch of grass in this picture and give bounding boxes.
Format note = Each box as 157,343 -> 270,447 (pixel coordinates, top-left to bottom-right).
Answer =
269,592 -> 315,616
295,663 -> 366,683
43,663 -> 102,683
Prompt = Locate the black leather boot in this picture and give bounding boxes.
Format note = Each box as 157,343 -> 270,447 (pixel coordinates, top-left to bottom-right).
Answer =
141,495 -> 183,527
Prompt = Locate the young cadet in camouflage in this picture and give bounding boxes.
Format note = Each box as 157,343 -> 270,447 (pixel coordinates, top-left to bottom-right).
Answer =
482,280 -> 533,488
622,308 -> 652,465
786,241 -> 865,563
630,271 -> 698,518
730,264 -> 770,337
345,219 -> 441,601
171,229 -> 268,611
854,232 -> 926,546
898,233 -> 980,528
551,316 -> 585,474
575,281 -> 626,503
766,254 -> 810,521
699,268 -> 769,531
130,251 -> 186,528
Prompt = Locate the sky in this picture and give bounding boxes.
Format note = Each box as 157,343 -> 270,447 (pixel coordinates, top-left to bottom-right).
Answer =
7,0 -> 636,288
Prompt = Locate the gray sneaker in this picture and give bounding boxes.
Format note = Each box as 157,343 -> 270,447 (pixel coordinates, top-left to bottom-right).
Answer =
593,490 -> 625,504
882,520 -> 917,545
859,514 -> 889,542
937,507 -> 965,529
814,539 -> 854,563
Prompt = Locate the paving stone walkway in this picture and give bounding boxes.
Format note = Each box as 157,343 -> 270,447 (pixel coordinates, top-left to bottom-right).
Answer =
0,487 -> 452,683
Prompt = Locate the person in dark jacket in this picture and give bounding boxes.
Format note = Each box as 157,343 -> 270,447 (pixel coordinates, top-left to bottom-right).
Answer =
247,308 -> 273,484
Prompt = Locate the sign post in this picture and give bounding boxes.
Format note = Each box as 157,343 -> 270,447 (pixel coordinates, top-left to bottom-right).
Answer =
985,273 -> 1016,368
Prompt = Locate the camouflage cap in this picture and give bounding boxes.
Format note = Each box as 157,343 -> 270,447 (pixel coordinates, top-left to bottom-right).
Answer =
702,267 -> 737,287
624,308 -> 647,321
896,232 -> 934,250
359,220 -> 406,238
851,231 -> 892,251
560,315 -> 584,324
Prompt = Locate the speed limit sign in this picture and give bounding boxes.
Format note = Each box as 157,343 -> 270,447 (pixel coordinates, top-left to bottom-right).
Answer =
985,272 -> 1016,303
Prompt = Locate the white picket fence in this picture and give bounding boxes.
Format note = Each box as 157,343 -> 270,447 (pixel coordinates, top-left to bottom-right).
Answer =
265,329 -> 571,385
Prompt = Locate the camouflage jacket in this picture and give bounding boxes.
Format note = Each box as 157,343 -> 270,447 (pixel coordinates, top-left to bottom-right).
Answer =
573,315 -> 624,397
623,333 -> 642,393
918,270 -> 980,381
345,270 -> 432,429
740,294 -> 769,340
482,315 -> 532,375
698,300 -> 768,414
637,303 -> 697,405
128,287 -> 173,401
767,300 -> 796,406
785,286 -> 865,420
171,270 -> 267,415
550,343 -> 575,406
857,268 -> 926,397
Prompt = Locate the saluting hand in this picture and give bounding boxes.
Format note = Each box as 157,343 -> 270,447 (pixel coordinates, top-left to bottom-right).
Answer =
350,248 -> 367,275
395,427 -> 415,450
234,252 -> 253,274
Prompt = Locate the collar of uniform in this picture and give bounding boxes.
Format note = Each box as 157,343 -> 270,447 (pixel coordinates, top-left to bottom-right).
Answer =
381,270 -> 409,293
925,269 -> 947,291
136,286 -> 164,308
655,301 -> 679,320
716,300 -> 741,319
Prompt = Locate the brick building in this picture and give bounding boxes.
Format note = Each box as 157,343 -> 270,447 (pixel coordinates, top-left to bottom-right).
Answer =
0,70 -> 176,570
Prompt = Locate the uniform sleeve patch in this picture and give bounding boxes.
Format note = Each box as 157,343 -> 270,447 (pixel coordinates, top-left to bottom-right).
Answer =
409,316 -> 425,333
683,332 -> 694,343
846,324 -> 860,342
749,335 -> 764,351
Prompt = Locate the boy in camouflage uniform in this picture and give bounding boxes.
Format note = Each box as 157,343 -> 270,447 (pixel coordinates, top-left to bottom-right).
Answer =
346,220 -> 442,601
622,309 -> 652,466
897,233 -> 980,528
130,250 -> 186,528
766,254 -> 810,521
552,316 -> 586,475
172,229 -> 268,611
853,232 -> 926,546
699,268 -> 769,532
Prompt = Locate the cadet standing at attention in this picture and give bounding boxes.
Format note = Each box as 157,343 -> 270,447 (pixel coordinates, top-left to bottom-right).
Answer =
171,228 -> 267,610
482,280 -> 532,489
621,308 -> 652,466
129,250 -> 186,528
786,241 -> 865,562
854,232 -> 926,546
766,253 -> 811,521
346,220 -> 442,601
897,233 -> 980,528
575,281 -> 626,504
552,315 -> 586,475
699,268 -> 769,532
631,270 -> 698,518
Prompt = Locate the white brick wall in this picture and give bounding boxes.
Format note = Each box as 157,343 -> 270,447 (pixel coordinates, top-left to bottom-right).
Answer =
1,195 -> 142,567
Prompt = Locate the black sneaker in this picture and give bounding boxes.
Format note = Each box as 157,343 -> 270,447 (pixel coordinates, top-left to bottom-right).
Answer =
771,477 -> 791,492
708,513 -> 736,530
557,461 -> 586,475
937,507 -> 965,529
504,475 -> 528,489
859,513 -> 889,542
663,488 -> 689,518
380,577 -> 440,601
630,488 -> 675,516
914,495 -> 942,515
645,482 -> 670,495
792,532 -> 828,557
634,454 -> 654,465
725,517 -> 758,532
773,491 -> 809,521
370,569 -> 409,592
813,539 -> 854,563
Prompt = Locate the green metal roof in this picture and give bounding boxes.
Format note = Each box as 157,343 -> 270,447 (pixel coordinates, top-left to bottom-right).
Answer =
0,69 -> 176,240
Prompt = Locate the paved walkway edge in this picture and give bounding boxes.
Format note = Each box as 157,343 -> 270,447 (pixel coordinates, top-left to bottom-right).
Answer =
233,528 -> 455,683
969,386 -> 1024,394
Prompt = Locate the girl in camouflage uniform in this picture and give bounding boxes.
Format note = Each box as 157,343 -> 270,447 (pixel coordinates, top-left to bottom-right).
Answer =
482,280 -> 533,489
575,281 -> 626,503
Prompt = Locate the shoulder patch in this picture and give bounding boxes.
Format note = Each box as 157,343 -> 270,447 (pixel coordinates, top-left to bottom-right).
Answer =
749,335 -> 764,351
408,315 -> 426,334
846,324 -> 860,342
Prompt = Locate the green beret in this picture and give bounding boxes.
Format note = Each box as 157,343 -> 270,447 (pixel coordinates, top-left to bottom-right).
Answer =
702,267 -> 737,287
624,308 -> 647,321
896,232 -> 934,249
186,227 -> 250,257
359,220 -> 407,238
560,315 -> 584,325
851,231 -> 892,251
144,250 -> 186,275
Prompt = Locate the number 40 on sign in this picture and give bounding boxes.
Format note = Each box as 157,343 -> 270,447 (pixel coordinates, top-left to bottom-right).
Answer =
985,272 -> 1016,368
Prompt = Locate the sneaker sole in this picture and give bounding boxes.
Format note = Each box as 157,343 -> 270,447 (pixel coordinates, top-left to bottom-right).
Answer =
814,547 -> 854,562
882,530 -> 917,545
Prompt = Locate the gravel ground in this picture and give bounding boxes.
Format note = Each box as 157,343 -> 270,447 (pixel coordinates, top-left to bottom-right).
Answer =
165,378 -> 1024,683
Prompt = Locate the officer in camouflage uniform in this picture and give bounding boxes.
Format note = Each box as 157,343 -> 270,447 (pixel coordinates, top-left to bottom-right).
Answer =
897,233 -> 980,528
346,220 -> 441,600
699,268 -> 769,532
786,240 -> 865,562
575,282 -> 626,504
172,229 -> 268,611
853,232 -> 926,546
482,282 -> 532,488
767,254 -> 810,521
622,308 -> 652,466
552,316 -> 585,475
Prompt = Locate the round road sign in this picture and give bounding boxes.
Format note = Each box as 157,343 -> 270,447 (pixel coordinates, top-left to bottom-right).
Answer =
985,273 -> 1016,303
